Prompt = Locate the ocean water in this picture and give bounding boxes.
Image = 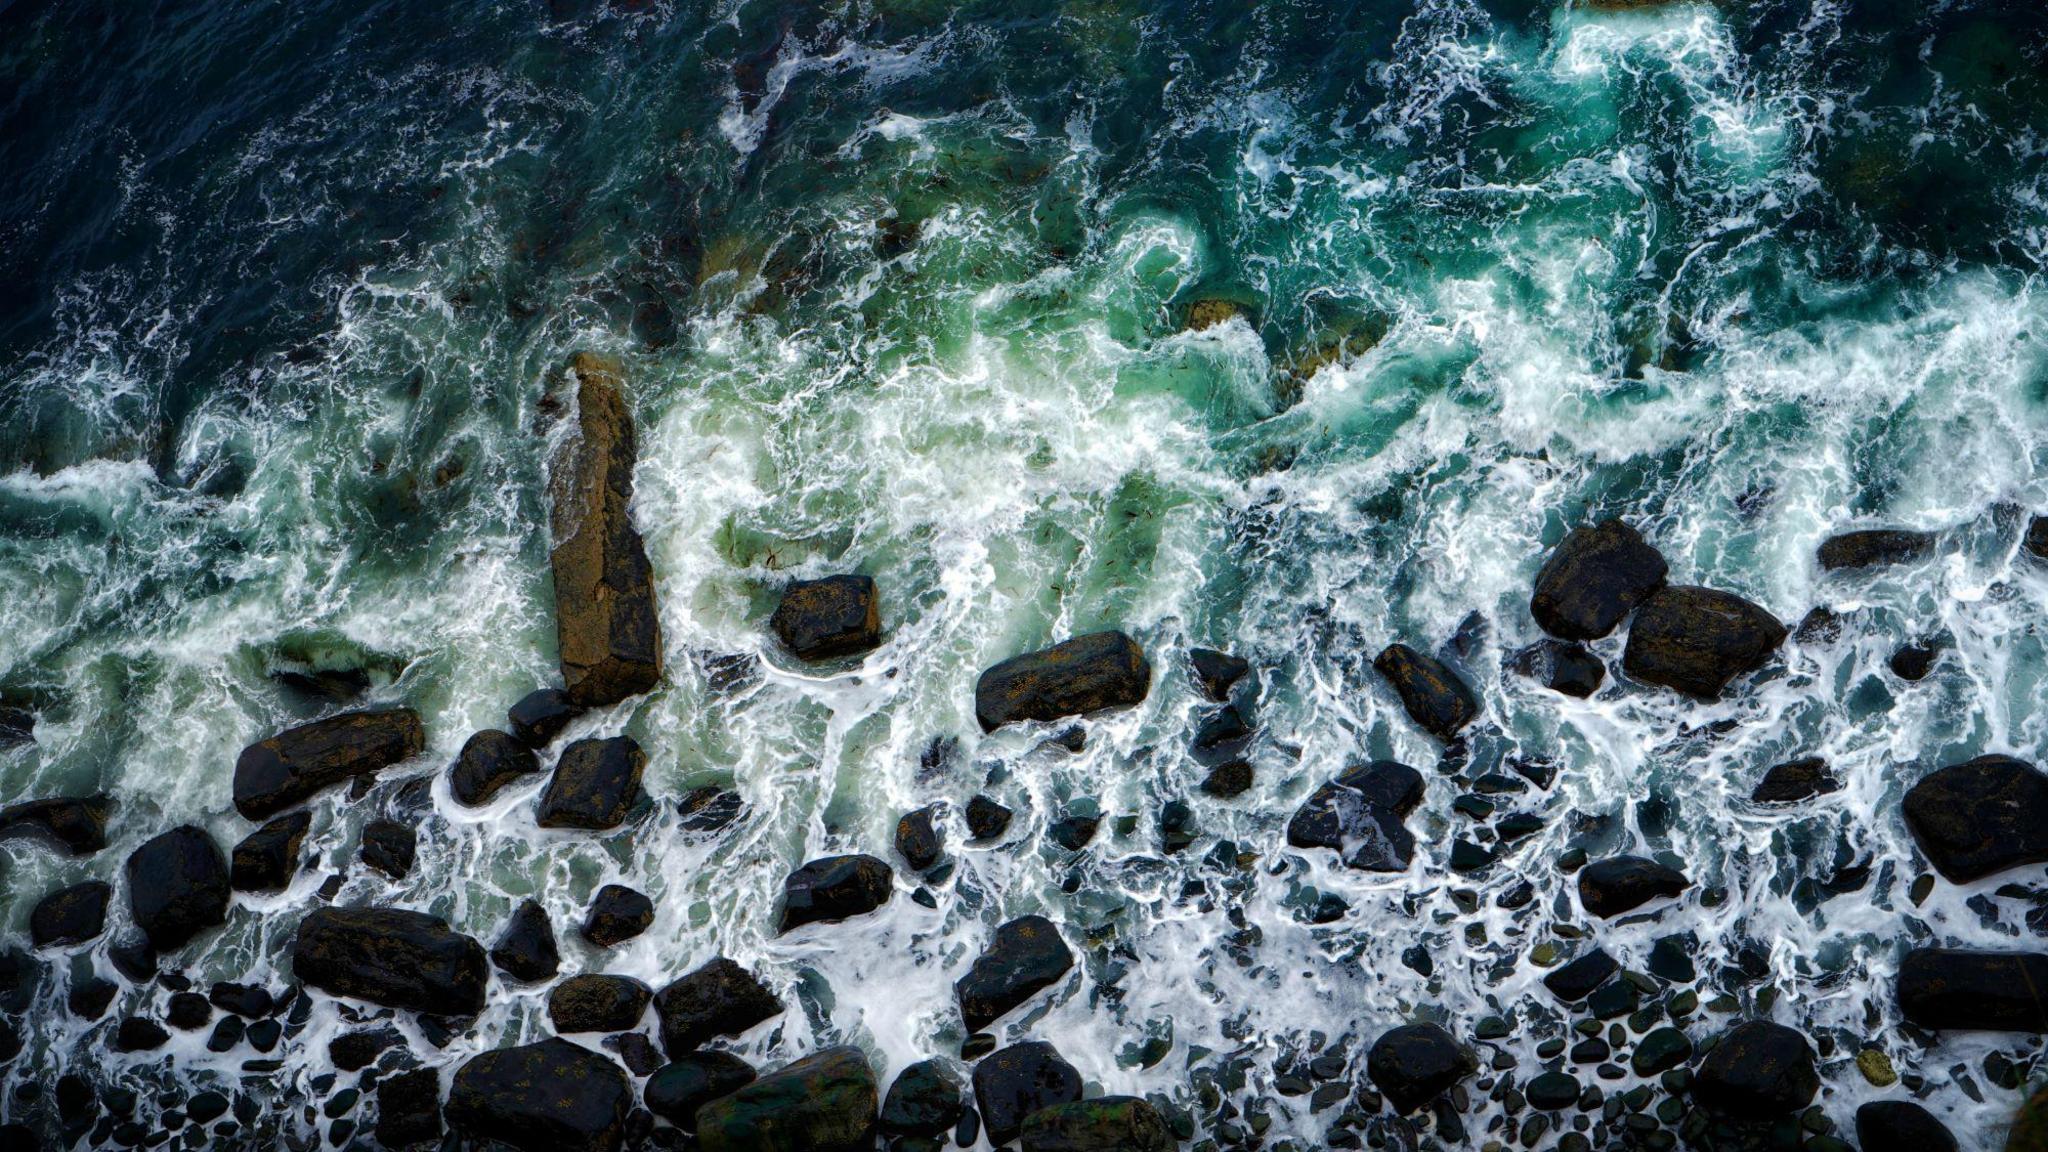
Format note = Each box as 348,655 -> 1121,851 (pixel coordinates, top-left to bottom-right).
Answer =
3,0 -> 2048,1148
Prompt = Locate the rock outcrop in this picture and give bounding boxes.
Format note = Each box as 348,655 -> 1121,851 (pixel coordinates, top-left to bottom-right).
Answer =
31,881 -> 111,948
1189,648 -> 1250,702
974,631 -> 1151,732
1367,1022 -> 1471,1114
1578,855 -> 1689,918
1817,528 -> 1936,571
292,906 -> 488,1016
644,1051 -> 756,1129
1020,1097 -> 1177,1152
581,884 -> 653,947
896,806 -> 942,872
0,794 -> 112,856
548,974 -> 652,1033
125,825 -> 230,951
1622,586 -> 1785,698
973,1040 -> 1082,1146
491,899 -> 560,982
1902,755 -> 2048,883
1530,520 -> 1668,640
447,1037 -> 631,1152
508,688 -> 582,748
695,1045 -> 878,1152
1855,1100 -> 1958,1152
233,709 -> 425,820
1751,757 -> 1839,804
956,914 -> 1074,1032
231,811 -> 311,892
770,575 -> 882,661
779,854 -> 892,932
880,1059 -> 963,1138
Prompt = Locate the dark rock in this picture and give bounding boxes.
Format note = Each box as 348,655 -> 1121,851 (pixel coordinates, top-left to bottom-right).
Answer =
606,1032 -> 662,1076
654,957 -> 782,1057
1578,855 -> 1690,918
1048,809 -> 1100,851
2028,516 -> 2048,561
1367,1022 -> 1471,1114
896,806 -> 943,871
187,1087 -> 229,1125
1891,642 -> 1938,681
1191,705 -> 1251,755
375,1067 -> 442,1148
550,353 -> 663,707
1531,519 -> 1669,641
448,1036 -> 632,1152
1542,949 -> 1618,1003
974,631 -> 1151,732
956,915 -> 1074,1032
508,689 -> 583,749
1903,755 -> 2048,883
1692,1020 -> 1818,1119
1750,757 -> 1839,804
330,1026 -> 402,1071
644,1051 -> 756,1129
1621,586 -> 1786,699
1647,933 -> 1697,983
450,730 -> 542,807
0,794 -> 112,856
972,1041 -> 1082,1146
1631,1028 -> 1693,1077
1855,1099 -> 1957,1152
231,811 -> 312,892
359,819 -> 416,879
1286,761 -> 1424,871
770,575 -> 882,661
166,989 -> 212,1029
1158,799 -> 1198,853
583,884 -> 654,947
881,1059 -> 962,1136
1526,1072 -> 1581,1111
538,737 -> 647,831
125,825 -> 230,950
31,880 -> 111,947
678,786 -> 745,833
492,899 -> 560,981
695,1045 -> 878,1152
1189,648 -> 1250,702
107,936 -> 155,983
780,854 -> 892,932
0,707 -> 32,747
292,906 -> 488,1015
112,1017 -> 169,1052
1018,1097 -> 1175,1152
1897,948 -> 2048,1031
1372,644 -> 1479,740
549,974 -> 652,1033
272,665 -> 372,703
1818,529 -> 1936,571
1201,759 -> 1253,798
965,795 -> 1013,840
2014,1087 -> 2048,1150
208,982 -> 275,1018
1508,640 -> 1604,698
233,708 -> 426,820
69,975 -> 116,1019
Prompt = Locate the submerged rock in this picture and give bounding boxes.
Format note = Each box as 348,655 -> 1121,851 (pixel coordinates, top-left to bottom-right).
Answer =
0,794 -> 112,856
1897,949 -> 2048,1032
31,881 -> 111,948
1577,855 -> 1689,918
1286,761 -> 1424,871
780,854 -> 892,932
231,811 -> 312,892
549,974 -> 652,1034
678,785 -> 745,832
550,353 -> 663,707
1892,642 -> 1939,680
1622,585 -> 1786,698
1817,528 -> 1937,571
1508,639 -> 1605,698
233,708 -> 426,820
492,899 -> 560,982
1367,1023 -> 1471,1114
126,825 -> 231,951
448,1037 -> 631,1152
537,736 -> 646,830
956,914 -> 1075,1032
896,805 -> 943,871
770,575 -> 882,661
974,631 -> 1151,732
1373,644 -> 1479,740
449,729 -> 541,807
359,818 -> 416,879
582,884 -> 654,947
1751,757 -> 1839,804
1693,1020 -> 1818,1120
645,1051 -> 757,1129
508,688 -> 583,749
696,1045 -> 878,1152
1189,647 -> 1250,702
1903,755 -> 2048,883
974,1040 -> 1083,1146
1020,1097 -> 1176,1152
292,906 -> 488,1015
1855,1100 -> 1957,1152
375,1066 -> 442,1148
654,957 -> 783,1056
1201,758 -> 1254,798
881,1059 -> 963,1136
1530,520 -> 1669,641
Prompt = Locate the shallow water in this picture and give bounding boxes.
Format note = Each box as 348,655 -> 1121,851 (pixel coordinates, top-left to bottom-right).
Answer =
4,0 -> 2048,1148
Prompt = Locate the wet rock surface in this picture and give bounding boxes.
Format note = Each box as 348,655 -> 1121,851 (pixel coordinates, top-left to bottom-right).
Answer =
1020,1096 -> 1176,1152
292,906 -> 488,1015
881,1058 -> 964,1136
644,1050 -> 757,1128
694,1045 -> 876,1152
974,631 -> 1151,731
654,956 -> 783,1056
548,973 -> 652,1033
1367,1022 -> 1471,1114
974,1040 -> 1083,1146
770,574 -> 882,661
1855,1099 -> 1957,1152
447,1036 -> 631,1152
375,1066 -> 442,1148
1287,760 -> 1424,871
0,794 -> 112,856
1897,948 -> 2048,1032
1751,756 -> 1839,804
359,817 -> 416,878
449,728 -> 542,806
1817,527 -> 1937,570
1373,643 -> 1479,739
125,824 -> 231,951
1578,854 -> 1690,918
1508,638 -> 1605,698
779,853 -> 892,931
957,914 -> 1075,1032
582,883 -> 654,946
1531,519 -> 1669,640
231,810 -> 312,892
1622,585 -> 1786,698
1692,1020 -> 1819,1120
30,880 -> 111,948
1902,755 -> 2048,883
896,805 -> 943,871
508,688 -> 583,748
491,899 -> 560,981
1188,647 -> 1250,701
538,735 -> 647,830
233,708 -> 425,820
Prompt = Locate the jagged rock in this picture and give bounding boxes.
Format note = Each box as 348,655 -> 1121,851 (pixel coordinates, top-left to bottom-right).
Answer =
1541,948 -> 1617,1003
696,1045 -> 878,1152
2027,516 -> 2048,562
360,819 -> 416,879
1903,755 -> 2048,882
582,884 -> 653,947
231,811 -> 312,891
1622,586 -> 1786,698
780,855 -> 892,932
293,906 -> 488,1015
1020,1097 -> 1175,1152
1693,1020 -> 1818,1119
538,736 -> 646,830
1508,640 -> 1604,698
492,899 -> 560,981
69,976 -> 115,1020
1286,761 -> 1424,871
973,1041 -> 1082,1146
1201,758 -> 1253,798
896,806 -> 943,871
375,1067 -> 442,1148
508,689 -> 582,749
31,880 -> 111,947
1577,856 -> 1689,918
1189,648 -> 1249,702
770,575 -> 882,661
965,794 -> 1013,840
0,794 -> 112,856
1818,529 -> 1936,571
1530,520 -> 1669,640
448,1037 -> 631,1152
1855,1100 -> 1957,1152
1751,757 -> 1839,804
1373,644 -> 1479,739
1367,1023 -> 1471,1114
881,1059 -> 963,1136
654,957 -> 782,1057
956,915 -> 1074,1032
974,631 -> 1151,732
450,730 -> 541,807
1191,705 -> 1251,758
1897,949 -> 2048,1031
106,937 -> 154,983
1049,805 -> 1100,850
644,1051 -> 756,1129
550,353 -> 662,707
678,786 -> 745,832
233,708 -> 425,820
331,1026 -> 403,1071
549,974 -> 652,1033
126,825 -> 230,950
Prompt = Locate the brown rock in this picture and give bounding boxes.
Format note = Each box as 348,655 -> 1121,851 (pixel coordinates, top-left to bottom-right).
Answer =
233,709 -> 425,820
974,632 -> 1151,732
770,576 -> 882,661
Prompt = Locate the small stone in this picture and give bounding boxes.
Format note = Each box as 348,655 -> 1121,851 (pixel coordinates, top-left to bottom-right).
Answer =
965,795 -> 1012,841
1856,1049 -> 1897,1087
896,806 -> 943,871
582,885 -> 654,948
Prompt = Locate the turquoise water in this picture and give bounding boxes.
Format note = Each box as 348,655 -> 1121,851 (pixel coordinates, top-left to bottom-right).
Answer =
4,0 -> 2048,1147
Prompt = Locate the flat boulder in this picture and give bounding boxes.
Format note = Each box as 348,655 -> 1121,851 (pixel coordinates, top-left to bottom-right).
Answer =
125,825 -> 230,951
696,1045 -> 878,1152
537,736 -> 646,830
1751,757 -> 1839,804
31,881 -> 111,948
1897,949 -> 2048,1032
549,974 -> 652,1034
780,854 -> 892,932
1286,761 -> 1424,872
491,899 -> 559,981
1902,755 -> 2048,883
231,811 -> 312,891
770,575 -> 882,661
1373,644 -> 1479,739
0,794 -> 112,856
1818,529 -> 1936,571
1856,1100 -> 1957,1152
644,1051 -> 756,1129
449,730 -> 541,807
956,914 -> 1074,1032
508,688 -> 583,748
975,631 -> 1151,732
292,906 -> 488,1016
1692,1020 -> 1818,1120
1531,520 -> 1668,640
1366,1023 -> 1471,1114
1020,1097 -> 1176,1152
1578,855 -> 1689,918
233,708 -> 425,820
1622,586 -> 1786,698
550,353 -> 662,707
654,957 -> 783,1057
973,1041 -> 1082,1146
448,1037 -> 631,1152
